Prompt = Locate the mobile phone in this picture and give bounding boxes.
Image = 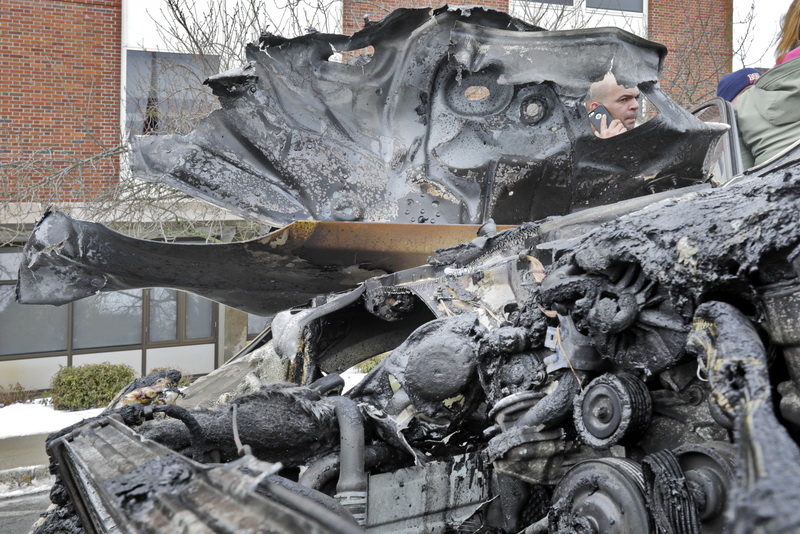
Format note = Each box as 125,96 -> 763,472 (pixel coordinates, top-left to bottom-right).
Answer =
588,105 -> 613,130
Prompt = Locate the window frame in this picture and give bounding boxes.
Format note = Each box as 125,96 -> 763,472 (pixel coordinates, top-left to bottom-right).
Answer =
0,246 -> 218,373
586,0 -> 643,13
125,49 -> 221,136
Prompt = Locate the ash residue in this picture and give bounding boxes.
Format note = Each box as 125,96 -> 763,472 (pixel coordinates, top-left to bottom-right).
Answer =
105,455 -> 193,515
32,500 -> 84,534
139,382 -> 339,465
556,168 -> 800,314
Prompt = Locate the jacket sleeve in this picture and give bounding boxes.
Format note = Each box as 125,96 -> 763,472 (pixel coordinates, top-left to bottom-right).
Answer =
738,134 -> 755,170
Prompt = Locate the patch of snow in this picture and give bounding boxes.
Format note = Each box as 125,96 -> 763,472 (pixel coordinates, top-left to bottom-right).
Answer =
0,476 -> 54,498
340,369 -> 366,393
0,401 -> 104,439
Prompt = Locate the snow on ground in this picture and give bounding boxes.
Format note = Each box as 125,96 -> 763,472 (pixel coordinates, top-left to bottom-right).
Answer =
0,471 -> 54,498
341,368 -> 366,392
0,372 -> 366,441
0,400 -> 104,440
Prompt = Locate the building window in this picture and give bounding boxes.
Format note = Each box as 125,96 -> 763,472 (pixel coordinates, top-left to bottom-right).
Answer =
0,247 -> 217,365
0,285 -> 69,356
74,290 -> 144,349
586,0 -> 643,12
150,288 -> 178,342
186,293 -> 214,339
248,313 -> 271,338
126,50 -> 220,136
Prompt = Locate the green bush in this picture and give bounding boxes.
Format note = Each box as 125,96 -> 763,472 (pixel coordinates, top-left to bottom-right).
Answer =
354,353 -> 389,374
51,363 -> 136,411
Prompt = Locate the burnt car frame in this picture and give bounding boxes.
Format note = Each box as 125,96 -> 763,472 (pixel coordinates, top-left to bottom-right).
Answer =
18,6 -> 800,534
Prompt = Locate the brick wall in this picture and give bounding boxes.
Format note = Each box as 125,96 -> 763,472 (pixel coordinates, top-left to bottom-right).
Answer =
0,0 -> 122,202
342,0 -> 510,35
648,0 -> 733,107
341,1 -> 732,108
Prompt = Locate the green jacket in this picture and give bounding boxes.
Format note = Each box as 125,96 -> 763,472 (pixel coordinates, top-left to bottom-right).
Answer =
736,58 -> 800,168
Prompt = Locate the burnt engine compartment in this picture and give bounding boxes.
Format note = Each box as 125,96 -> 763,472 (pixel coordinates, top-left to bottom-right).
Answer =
33,150 -> 800,533
17,5 -> 800,534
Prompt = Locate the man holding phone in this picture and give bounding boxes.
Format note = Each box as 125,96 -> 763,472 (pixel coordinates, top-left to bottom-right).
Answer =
586,72 -> 641,139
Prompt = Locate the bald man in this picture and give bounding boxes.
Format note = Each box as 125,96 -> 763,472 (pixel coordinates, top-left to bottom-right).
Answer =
586,73 -> 641,139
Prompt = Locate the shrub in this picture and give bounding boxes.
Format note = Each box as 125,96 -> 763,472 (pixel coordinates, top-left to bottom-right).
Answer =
51,363 -> 136,411
0,382 -> 34,407
354,353 -> 389,374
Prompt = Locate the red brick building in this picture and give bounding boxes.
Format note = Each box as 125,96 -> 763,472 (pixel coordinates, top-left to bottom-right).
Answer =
648,0 -> 734,106
1,0 -> 122,203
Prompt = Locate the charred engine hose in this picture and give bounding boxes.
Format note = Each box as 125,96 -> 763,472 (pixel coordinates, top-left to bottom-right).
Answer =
329,396 -> 367,495
515,370 -> 586,429
150,404 -> 208,462
253,476 -> 364,534
255,474 -> 359,526
299,442 -> 394,492
309,373 -> 346,396
294,396 -> 369,525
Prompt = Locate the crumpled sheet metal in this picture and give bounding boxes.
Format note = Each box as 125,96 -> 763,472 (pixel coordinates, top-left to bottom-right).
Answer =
132,6 -> 724,228
16,210 -> 504,315
544,144 -> 800,316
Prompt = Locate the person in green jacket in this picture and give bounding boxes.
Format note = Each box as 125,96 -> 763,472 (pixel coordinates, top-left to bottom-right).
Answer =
732,0 -> 800,169
776,0 -> 800,66
734,57 -> 800,169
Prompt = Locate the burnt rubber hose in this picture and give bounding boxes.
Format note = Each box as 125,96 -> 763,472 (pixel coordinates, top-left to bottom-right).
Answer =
152,404 -> 208,462
299,453 -> 340,492
329,396 -> 367,494
299,443 -> 394,492
255,478 -> 363,534
257,474 -> 358,525
515,370 -> 586,429
309,373 -> 346,396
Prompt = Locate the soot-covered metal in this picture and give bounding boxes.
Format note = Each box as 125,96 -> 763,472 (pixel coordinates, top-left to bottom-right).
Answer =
132,6 -> 722,227
20,6 -> 800,534
33,148 -> 800,532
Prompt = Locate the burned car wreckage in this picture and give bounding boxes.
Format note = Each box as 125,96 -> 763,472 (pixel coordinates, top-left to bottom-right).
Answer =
17,6 -> 800,534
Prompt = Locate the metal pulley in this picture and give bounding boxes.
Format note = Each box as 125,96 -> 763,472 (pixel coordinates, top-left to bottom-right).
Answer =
573,372 -> 652,449
550,457 -> 654,534
673,442 -> 736,534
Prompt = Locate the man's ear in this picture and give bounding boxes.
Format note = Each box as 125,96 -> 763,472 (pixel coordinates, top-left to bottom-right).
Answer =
587,102 -> 599,112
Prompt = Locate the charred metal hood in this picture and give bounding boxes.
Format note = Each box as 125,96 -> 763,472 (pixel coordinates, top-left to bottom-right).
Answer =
132,6 -> 724,227
16,184 -> 703,315
16,210 -> 511,315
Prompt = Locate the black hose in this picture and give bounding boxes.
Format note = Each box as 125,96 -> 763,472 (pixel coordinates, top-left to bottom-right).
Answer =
299,443 -> 394,492
152,404 -> 208,462
329,396 -> 367,494
309,374 -> 346,396
255,478 -> 363,534
256,474 -> 358,525
515,371 -> 585,429
298,453 -> 340,492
